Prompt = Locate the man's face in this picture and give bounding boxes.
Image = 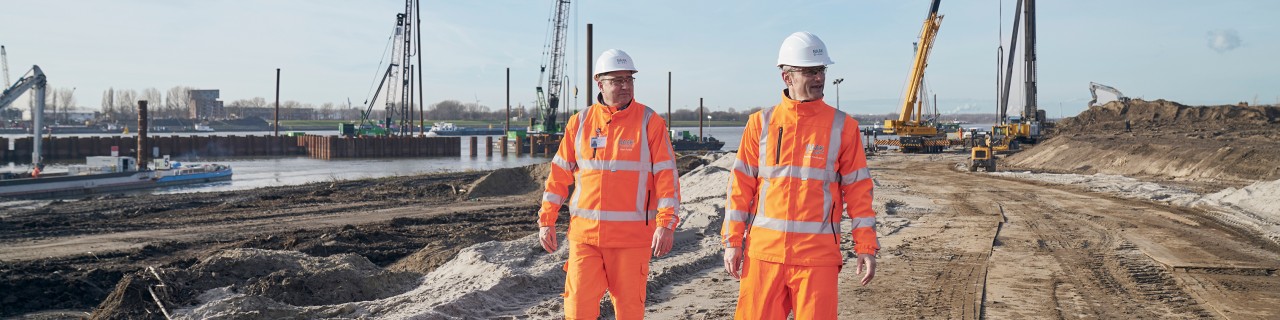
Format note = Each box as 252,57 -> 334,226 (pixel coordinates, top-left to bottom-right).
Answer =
782,65 -> 826,101
596,70 -> 636,107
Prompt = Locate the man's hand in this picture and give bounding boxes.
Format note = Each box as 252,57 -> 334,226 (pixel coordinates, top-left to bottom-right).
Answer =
651,227 -> 674,257
723,246 -> 744,279
539,226 -> 557,253
856,253 -> 877,286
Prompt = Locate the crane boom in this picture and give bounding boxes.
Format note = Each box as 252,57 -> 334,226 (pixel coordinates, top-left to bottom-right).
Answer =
884,0 -> 943,136
0,65 -> 48,166
1,45 -> 10,88
535,0 -> 571,134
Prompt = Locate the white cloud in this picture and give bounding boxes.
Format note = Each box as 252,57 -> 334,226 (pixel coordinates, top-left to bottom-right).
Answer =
1207,29 -> 1242,53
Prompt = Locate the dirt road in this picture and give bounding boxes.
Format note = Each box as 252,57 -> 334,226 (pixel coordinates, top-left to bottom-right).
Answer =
4,151 -> 1278,319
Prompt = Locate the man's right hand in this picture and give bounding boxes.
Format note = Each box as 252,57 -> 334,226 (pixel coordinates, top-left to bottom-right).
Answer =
723,246 -> 744,279
539,226 -> 557,253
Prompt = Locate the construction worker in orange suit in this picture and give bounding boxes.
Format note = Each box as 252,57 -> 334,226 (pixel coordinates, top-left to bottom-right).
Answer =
538,49 -> 681,320
722,31 -> 878,319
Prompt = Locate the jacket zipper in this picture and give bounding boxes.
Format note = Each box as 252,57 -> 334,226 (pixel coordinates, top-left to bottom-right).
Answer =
774,126 -> 784,165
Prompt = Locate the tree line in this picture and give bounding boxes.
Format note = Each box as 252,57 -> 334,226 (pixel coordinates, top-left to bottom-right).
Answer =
3,86 -> 1002,126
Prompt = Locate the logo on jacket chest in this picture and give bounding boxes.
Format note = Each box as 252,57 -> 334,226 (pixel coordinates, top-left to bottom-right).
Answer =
618,138 -> 637,151
804,143 -> 827,161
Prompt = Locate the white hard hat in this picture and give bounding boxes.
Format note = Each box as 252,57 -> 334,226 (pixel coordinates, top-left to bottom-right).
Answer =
594,49 -> 638,77
777,31 -> 834,67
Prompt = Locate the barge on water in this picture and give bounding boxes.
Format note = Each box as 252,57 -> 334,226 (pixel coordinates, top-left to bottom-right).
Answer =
0,156 -> 232,199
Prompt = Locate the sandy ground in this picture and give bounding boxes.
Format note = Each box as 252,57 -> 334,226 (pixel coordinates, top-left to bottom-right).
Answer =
4,100 -> 1278,319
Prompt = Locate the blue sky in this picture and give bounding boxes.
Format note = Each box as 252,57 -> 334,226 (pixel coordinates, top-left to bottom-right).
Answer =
2,0 -> 1276,118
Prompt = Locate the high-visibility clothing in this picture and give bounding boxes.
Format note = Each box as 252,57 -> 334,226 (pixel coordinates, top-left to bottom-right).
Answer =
540,99 -> 681,248
563,241 -> 651,320
723,90 -> 878,267
735,257 -> 839,320
540,98 -> 680,319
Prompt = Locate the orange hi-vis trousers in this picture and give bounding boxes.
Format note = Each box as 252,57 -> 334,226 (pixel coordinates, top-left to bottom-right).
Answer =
564,241 -> 653,320
735,257 -> 840,320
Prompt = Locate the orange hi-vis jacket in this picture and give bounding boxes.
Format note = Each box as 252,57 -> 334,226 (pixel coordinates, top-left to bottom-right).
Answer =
540,99 -> 681,248
722,91 -> 878,266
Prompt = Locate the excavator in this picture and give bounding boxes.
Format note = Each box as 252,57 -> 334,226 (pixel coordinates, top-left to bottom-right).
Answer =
0,65 -> 49,169
879,0 -> 950,153
1089,81 -> 1129,106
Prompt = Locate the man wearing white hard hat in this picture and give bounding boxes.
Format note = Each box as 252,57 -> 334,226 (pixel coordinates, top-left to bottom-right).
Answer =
537,49 -> 681,320
721,31 -> 879,319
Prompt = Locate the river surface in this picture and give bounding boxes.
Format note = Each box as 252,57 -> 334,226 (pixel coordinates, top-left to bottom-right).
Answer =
3,124 -> 924,197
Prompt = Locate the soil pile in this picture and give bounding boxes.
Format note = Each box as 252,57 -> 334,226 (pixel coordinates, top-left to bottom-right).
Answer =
1005,99 -> 1280,189
464,163 -> 549,199
92,248 -> 420,319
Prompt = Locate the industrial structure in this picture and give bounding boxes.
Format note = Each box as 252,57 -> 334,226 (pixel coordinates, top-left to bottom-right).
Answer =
356,0 -> 426,137
993,0 -> 1045,149
877,0 -> 950,153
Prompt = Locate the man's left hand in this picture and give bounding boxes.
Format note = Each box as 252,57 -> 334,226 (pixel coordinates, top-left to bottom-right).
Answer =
856,253 -> 877,286
651,227 -> 674,257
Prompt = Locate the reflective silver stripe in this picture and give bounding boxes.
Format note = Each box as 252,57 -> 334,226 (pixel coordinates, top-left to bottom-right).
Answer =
751,215 -> 838,234
841,167 -> 872,185
653,159 -> 676,172
657,197 -> 678,209
758,165 -> 839,182
578,159 -> 650,172
732,158 -> 758,177
575,107 -> 591,159
569,109 -> 588,214
635,109 -> 653,216
820,112 -> 845,230
726,209 -> 753,222
850,217 -> 876,229
572,208 -> 655,222
542,192 -> 564,205
552,155 -> 577,171
756,107 -> 776,170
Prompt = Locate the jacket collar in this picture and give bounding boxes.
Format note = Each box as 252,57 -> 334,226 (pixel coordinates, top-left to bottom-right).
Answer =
780,89 -> 831,117
593,93 -> 639,118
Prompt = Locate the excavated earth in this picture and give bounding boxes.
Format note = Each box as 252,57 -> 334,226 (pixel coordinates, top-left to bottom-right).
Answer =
2,99 -> 1277,319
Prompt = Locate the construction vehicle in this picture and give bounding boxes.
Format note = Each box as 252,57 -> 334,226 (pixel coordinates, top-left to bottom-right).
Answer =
531,0 -> 571,135
878,0 -> 950,153
994,0 -> 1045,150
0,65 -> 48,167
1089,82 -> 1129,106
969,132 -> 997,172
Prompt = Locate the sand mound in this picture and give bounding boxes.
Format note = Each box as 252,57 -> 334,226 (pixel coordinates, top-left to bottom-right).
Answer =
464,163 -> 549,199
1196,178 -> 1280,245
1005,99 -> 1280,188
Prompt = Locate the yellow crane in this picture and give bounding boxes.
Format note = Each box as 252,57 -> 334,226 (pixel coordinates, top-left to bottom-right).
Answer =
880,0 -> 950,153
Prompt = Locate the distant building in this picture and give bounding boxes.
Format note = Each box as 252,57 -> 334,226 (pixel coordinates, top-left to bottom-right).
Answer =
188,89 -> 225,119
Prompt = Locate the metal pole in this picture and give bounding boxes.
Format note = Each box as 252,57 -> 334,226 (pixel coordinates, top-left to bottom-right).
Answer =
416,0 -> 425,136
586,23 -> 593,107
998,0 -> 1024,125
699,98 -> 704,143
506,67 -> 510,133
274,68 -> 280,136
137,100 -> 148,170
667,71 -> 672,130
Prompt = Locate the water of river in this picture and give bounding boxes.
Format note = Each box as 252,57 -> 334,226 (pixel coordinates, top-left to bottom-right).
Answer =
3,123 -> 922,196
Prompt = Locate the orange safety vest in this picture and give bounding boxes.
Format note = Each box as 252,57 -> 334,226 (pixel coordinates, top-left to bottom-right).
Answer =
540,100 -> 681,248
723,91 -> 878,266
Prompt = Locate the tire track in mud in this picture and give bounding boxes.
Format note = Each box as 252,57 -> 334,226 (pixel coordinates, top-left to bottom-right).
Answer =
968,163 -> 1219,319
